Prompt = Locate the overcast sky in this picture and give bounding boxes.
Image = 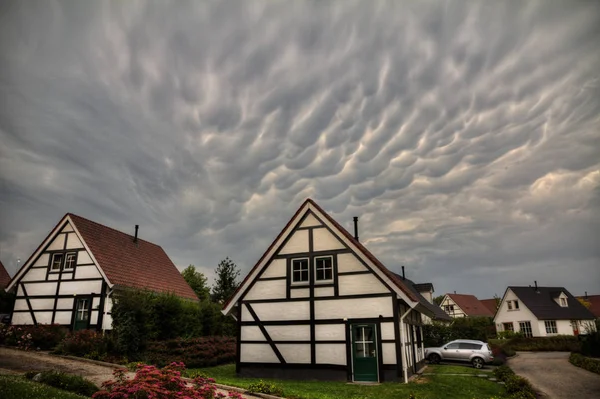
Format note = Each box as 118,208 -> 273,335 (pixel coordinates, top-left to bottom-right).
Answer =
1,1 -> 599,299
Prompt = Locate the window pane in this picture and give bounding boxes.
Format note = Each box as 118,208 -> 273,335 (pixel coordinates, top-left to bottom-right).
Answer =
446,343 -> 459,349
292,259 -> 309,282
315,257 -> 332,281
51,254 -> 63,270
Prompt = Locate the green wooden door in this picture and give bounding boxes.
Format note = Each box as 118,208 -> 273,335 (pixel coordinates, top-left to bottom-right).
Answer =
352,324 -> 378,382
73,297 -> 90,331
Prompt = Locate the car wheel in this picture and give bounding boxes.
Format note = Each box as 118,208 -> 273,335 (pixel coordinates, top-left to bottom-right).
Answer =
472,357 -> 484,369
429,354 -> 441,364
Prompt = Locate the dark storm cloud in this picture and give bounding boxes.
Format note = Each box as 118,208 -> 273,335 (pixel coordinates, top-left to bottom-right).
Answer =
1,0 -> 599,296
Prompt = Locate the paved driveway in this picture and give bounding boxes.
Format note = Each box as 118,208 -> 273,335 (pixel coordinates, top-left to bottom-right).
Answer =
507,352 -> 600,399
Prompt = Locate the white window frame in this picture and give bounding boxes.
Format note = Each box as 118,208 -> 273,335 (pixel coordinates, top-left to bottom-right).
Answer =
519,321 -> 533,338
314,256 -> 333,283
291,258 -> 310,284
544,320 -> 558,334
503,322 -> 514,332
64,252 -> 77,270
560,297 -> 567,307
507,300 -> 519,311
51,253 -> 64,271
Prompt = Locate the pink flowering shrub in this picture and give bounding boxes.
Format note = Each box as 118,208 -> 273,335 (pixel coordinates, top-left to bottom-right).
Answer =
0,324 -> 67,350
93,362 -> 243,399
54,329 -> 109,357
0,325 -> 33,350
146,336 -> 236,368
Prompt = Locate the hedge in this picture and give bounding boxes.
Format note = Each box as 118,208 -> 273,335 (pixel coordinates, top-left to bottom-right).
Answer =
493,365 -> 537,399
146,336 -> 236,368
569,353 -> 600,375
489,335 -> 580,354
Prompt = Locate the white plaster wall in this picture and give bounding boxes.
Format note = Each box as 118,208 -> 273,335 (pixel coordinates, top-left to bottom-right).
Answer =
278,230 -> 309,254
14,299 -> 28,311
54,311 -> 72,324
33,254 -> 50,267
260,259 -> 286,278
315,297 -> 392,319
102,313 -> 113,330
77,252 -> 93,265
91,311 -> 99,324
240,344 -> 279,363
243,280 -> 286,301
336,253 -> 368,273
241,326 -> 266,341
421,291 -> 433,303
247,301 -> 310,321
59,280 -> 103,295
382,343 -> 396,364
380,322 -> 395,340
21,268 -> 47,282
314,286 -> 334,297
300,214 -> 322,228
338,274 -> 389,296
557,320 -> 575,335
495,289 -> 541,336
313,228 -> 345,251
74,265 -> 102,279
315,324 -> 345,340
61,223 -> 74,232
61,272 -> 74,280
266,325 -> 310,341
66,234 -> 83,249
12,312 -> 34,325
47,234 -> 65,251
57,298 -> 74,310
315,344 -> 346,365
48,274 -> 59,281
25,282 -> 58,296
29,298 -> 54,310
34,312 -> 52,324
92,297 -> 100,308
290,288 -> 309,298
278,344 -> 311,363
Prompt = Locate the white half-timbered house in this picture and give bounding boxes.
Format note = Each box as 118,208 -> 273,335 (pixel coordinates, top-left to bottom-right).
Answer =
222,199 -> 444,383
5,213 -> 197,331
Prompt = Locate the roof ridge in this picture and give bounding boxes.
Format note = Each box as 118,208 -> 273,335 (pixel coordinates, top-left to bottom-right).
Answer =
68,213 -> 161,248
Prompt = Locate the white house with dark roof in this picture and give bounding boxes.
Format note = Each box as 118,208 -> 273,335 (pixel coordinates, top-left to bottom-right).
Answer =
494,283 -> 596,337
5,213 -> 197,331
222,199 -> 441,383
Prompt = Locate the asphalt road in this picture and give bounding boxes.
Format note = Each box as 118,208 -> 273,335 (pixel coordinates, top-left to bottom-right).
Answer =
507,352 -> 600,399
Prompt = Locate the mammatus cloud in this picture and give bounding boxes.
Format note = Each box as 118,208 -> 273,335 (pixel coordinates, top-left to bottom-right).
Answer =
0,1 -> 599,297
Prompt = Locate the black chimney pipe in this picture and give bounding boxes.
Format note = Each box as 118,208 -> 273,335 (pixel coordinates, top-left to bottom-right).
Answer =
401,266 -> 405,280
353,217 -> 359,241
534,281 -> 538,290
134,225 -> 139,243
585,291 -> 588,299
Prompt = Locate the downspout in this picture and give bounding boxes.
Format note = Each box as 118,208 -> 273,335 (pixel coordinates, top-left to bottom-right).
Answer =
399,303 -> 412,383
102,288 -> 113,335
420,325 -> 425,362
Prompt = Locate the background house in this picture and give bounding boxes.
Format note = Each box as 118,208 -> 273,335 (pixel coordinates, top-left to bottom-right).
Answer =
494,285 -> 596,337
0,260 -> 11,290
397,277 -> 451,324
222,199 -> 437,383
440,293 -> 494,318
6,213 -> 197,331
577,294 -> 600,319
480,299 -> 499,315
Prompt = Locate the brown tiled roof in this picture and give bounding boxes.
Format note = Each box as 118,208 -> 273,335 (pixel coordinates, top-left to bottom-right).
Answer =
577,295 -> 600,318
480,299 -> 498,315
0,260 -> 11,289
69,214 -> 197,301
223,199 -> 418,310
447,293 -> 494,317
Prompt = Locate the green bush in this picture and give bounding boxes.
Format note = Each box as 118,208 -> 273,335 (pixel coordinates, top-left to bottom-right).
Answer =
493,365 -> 514,381
423,317 -> 495,347
506,335 -> 580,352
493,365 -> 537,399
247,380 -> 284,396
25,370 -> 99,397
570,353 -> 600,375
580,331 -> 600,357
54,330 -> 110,358
146,336 -> 236,368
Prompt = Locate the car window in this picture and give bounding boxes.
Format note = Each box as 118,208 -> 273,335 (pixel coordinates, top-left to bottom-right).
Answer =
459,343 -> 482,350
446,343 -> 460,349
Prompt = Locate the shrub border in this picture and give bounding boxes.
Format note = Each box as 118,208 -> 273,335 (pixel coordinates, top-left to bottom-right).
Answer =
569,353 -> 600,375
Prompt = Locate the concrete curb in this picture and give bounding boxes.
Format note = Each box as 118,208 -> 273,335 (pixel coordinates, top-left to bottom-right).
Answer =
213,383 -> 283,399
51,354 -> 128,370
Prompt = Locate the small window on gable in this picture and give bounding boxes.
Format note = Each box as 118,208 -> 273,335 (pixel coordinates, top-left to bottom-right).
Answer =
507,301 -> 513,310
560,297 -> 567,307
292,259 -> 309,283
507,300 -> 519,310
514,300 -> 519,309
51,253 -> 64,271
64,253 -> 77,270
315,256 -> 333,282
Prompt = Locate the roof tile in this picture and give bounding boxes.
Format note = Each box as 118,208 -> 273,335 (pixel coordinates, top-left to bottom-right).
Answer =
447,293 -> 494,317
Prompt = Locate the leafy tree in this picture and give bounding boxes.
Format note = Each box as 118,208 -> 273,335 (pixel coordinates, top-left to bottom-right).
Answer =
577,297 -> 591,309
181,265 -> 210,301
211,257 -> 240,304
433,295 -> 444,306
493,293 -> 502,310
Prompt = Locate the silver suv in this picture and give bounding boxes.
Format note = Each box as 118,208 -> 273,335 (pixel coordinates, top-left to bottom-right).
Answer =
424,339 -> 493,369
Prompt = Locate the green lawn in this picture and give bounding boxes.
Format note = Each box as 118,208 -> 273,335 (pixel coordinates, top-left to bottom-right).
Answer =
186,364 -> 506,399
0,375 -> 88,399
424,364 -> 493,375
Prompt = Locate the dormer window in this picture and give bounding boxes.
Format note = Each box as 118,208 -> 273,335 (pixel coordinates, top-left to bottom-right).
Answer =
560,297 -> 567,307
291,258 -> 309,283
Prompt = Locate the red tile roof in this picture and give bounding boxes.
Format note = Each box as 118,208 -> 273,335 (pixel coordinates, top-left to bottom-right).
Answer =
447,293 -> 494,317
223,199 -> 418,310
577,295 -> 600,318
69,214 -> 197,301
480,299 -> 498,315
0,260 -> 11,289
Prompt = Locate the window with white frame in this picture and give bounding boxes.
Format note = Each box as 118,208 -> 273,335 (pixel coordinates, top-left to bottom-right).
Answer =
314,256 -> 333,282
444,304 -> 454,313
64,253 -> 77,270
51,253 -> 64,271
507,300 -> 519,310
560,297 -> 567,307
545,320 -> 558,334
291,259 -> 309,283
503,322 -> 514,331
519,321 -> 533,337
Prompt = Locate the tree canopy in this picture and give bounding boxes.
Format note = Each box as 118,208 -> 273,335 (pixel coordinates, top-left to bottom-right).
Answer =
181,265 -> 210,301
211,257 -> 240,304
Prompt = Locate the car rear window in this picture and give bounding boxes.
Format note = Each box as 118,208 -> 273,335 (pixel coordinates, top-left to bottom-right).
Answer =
459,343 -> 482,350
